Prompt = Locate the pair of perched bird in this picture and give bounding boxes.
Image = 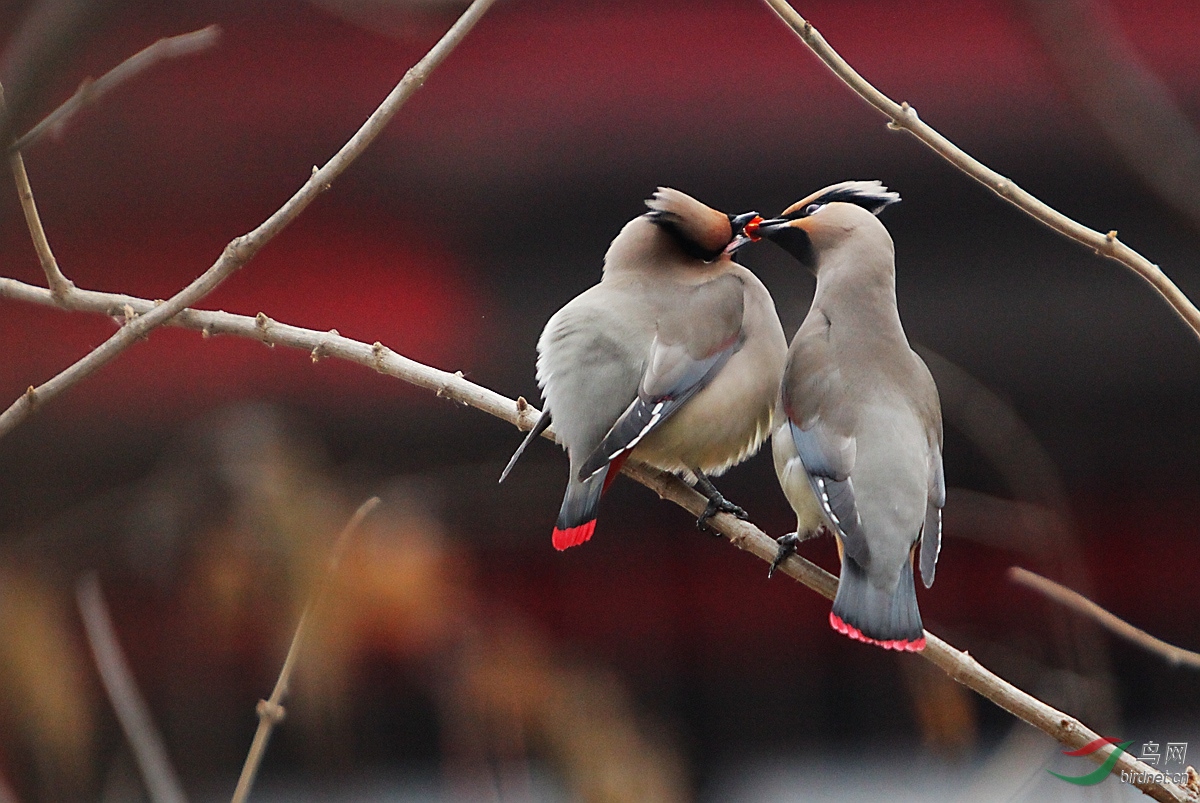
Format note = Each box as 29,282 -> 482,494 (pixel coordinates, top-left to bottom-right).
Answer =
500,182 -> 944,653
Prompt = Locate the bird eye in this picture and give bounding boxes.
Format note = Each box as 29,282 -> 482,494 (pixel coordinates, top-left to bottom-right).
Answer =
805,203 -> 823,215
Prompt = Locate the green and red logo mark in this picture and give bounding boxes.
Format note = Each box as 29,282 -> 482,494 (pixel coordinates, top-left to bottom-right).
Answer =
1049,737 -> 1132,785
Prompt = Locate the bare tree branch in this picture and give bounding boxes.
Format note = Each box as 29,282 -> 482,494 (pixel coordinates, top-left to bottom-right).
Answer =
3,24 -> 218,304
76,572 -> 188,803
1,84 -> 73,300
0,278 -> 1188,802
0,0 -> 96,146
759,0 -> 1200,345
0,0 -> 499,442
10,25 -> 221,154
1010,566 -> 1200,670
7,145 -> 71,298
231,496 -> 380,803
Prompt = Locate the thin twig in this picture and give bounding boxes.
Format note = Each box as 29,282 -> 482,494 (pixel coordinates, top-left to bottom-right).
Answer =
0,0 -> 499,442
0,278 -> 1188,802
1010,566 -> 1200,670
0,84 -> 72,300
11,25 -> 221,153
76,572 -> 188,803
230,496 -> 380,803
759,0 -> 1200,344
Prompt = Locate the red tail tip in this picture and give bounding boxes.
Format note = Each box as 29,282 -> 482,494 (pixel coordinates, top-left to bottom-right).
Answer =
552,520 -> 596,551
829,612 -> 925,652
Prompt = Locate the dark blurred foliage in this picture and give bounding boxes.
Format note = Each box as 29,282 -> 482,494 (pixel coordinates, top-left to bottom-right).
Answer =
1,0 -> 1198,800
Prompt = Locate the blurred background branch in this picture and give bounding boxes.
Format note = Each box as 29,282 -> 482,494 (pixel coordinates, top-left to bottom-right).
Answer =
0,0 -> 96,147
0,404 -> 697,800
1011,566 -> 1200,671
76,572 -> 188,803
230,496 -> 380,803
11,24 -> 220,153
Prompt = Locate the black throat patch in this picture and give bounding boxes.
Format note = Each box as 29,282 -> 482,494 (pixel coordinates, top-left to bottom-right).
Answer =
770,225 -> 815,268
646,212 -> 725,262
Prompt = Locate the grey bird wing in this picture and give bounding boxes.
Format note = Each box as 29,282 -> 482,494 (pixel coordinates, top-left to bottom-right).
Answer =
577,273 -> 745,480
919,452 -> 944,587
781,309 -> 868,565
535,288 -> 648,468
914,352 -> 945,588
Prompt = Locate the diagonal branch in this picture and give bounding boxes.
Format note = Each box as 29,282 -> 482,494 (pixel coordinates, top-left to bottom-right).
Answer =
77,572 -> 188,803
231,497 -> 380,803
4,25 -> 219,304
759,0 -> 1200,345
0,277 -> 1189,802
1011,566 -> 1200,670
8,143 -> 70,298
11,25 -> 222,154
0,0 -> 499,442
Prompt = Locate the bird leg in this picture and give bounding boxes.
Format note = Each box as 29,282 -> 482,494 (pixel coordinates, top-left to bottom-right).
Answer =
768,528 -> 824,578
692,469 -> 749,532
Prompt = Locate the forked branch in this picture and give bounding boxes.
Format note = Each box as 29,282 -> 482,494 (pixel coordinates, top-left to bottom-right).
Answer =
1,84 -> 72,299
0,0 -> 499,441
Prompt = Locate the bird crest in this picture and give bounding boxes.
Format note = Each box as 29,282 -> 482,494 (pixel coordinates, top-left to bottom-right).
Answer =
644,187 -> 733,261
782,180 -> 900,218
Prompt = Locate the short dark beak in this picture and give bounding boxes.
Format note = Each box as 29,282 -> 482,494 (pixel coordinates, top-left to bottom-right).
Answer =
729,211 -> 761,230
726,216 -> 791,254
755,217 -> 815,267
725,211 -> 764,254
754,217 -> 791,235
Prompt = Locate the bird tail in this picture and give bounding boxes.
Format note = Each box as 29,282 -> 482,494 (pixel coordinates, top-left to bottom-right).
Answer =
830,554 -> 926,651
552,467 -> 608,550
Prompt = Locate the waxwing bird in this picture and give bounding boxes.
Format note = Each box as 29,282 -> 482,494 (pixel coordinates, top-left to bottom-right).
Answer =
748,181 -> 944,651
500,188 -> 788,550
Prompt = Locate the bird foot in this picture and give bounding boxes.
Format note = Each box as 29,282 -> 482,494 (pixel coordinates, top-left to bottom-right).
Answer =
768,530 -> 820,578
691,470 -> 748,533
695,492 -> 748,533
768,533 -> 800,577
